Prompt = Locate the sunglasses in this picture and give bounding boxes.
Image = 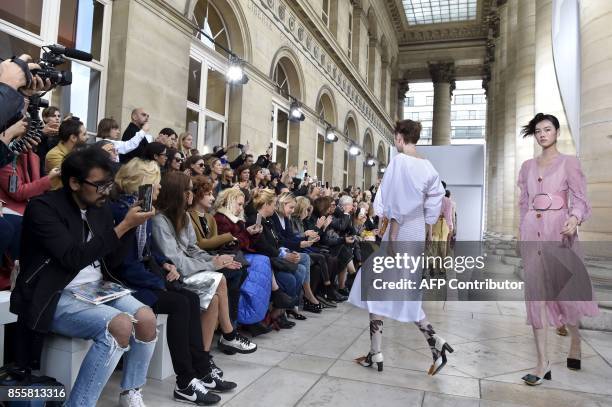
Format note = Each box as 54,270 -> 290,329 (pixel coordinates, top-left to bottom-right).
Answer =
82,179 -> 114,194
197,163 -> 205,167
174,157 -> 184,162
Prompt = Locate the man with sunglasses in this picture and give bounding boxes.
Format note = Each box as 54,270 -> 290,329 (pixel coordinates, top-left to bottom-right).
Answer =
119,107 -> 150,164
11,147 -> 158,406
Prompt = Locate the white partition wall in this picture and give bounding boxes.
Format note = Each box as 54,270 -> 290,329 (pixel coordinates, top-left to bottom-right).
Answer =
417,145 -> 485,241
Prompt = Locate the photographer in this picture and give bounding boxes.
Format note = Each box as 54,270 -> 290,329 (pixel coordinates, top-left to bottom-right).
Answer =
10,147 -> 157,406
0,54 -> 51,167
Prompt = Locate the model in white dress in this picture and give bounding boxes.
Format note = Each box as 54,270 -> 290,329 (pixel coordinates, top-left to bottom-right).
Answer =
348,126 -> 454,376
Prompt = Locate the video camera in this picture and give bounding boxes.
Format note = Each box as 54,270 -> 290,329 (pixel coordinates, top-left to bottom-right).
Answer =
8,44 -> 92,155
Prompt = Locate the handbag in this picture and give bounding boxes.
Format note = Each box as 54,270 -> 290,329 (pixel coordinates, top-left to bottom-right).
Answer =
209,241 -> 250,268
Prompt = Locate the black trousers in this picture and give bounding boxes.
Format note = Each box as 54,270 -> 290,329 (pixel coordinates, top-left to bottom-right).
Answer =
308,252 -> 329,294
218,267 -> 246,324
152,288 -> 209,388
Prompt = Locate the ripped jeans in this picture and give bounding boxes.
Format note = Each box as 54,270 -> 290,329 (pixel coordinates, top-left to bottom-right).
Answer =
51,290 -> 157,407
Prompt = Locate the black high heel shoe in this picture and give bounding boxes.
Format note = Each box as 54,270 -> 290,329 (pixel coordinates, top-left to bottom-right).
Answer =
355,352 -> 383,372
287,310 -> 307,320
522,361 -> 552,386
428,334 -> 454,376
567,351 -> 581,370
303,298 -> 322,313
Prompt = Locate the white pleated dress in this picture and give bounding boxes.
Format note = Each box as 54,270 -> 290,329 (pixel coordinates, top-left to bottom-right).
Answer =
348,153 -> 445,322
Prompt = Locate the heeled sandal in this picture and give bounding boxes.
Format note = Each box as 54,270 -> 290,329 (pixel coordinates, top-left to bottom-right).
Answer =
355,352 -> 384,372
567,350 -> 581,370
428,334 -> 454,376
303,298 -> 322,314
522,361 -> 552,386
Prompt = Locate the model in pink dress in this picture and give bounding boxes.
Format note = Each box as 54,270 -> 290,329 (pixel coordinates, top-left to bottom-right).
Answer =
517,113 -> 599,386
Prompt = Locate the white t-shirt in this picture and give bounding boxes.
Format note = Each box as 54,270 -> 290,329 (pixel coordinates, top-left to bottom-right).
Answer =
65,209 -> 103,288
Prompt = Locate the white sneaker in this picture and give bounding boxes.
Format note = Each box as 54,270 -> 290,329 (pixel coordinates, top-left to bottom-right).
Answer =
218,332 -> 257,354
119,388 -> 146,407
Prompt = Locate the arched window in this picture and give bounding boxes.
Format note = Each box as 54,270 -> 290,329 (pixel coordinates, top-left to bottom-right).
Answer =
273,63 -> 289,97
193,0 -> 229,58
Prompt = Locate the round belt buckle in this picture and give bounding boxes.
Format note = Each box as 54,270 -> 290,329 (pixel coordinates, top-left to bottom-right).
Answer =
532,193 -> 553,211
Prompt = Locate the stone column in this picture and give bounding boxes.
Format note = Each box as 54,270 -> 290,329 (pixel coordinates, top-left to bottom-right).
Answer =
429,62 -> 455,146
493,3 -> 508,232
514,0 -> 536,232
534,0 -> 574,156
397,80 -> 409,121
579,0 -> 612,245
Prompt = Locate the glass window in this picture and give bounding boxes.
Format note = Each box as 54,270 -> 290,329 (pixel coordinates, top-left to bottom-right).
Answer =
276,145 -> 287,168
322,0 -> 329,26
58,0 -> 104,61
188,58 -> 201,104
274,63 -> 289,97
186,108 -> 199,147
205,67 -> 226,116
194,0 -> 229,57
204,116 -> 223,150
404,97 -> 414,107
276,109 -> 288,144
51,60 -> 101,133
0,0 -> 43,35
0,32 -> 40,60
426,96 -> 434,105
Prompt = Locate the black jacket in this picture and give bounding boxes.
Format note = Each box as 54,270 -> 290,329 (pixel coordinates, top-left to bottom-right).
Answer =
10,188 -> 130,333
119,122 -> 147,163
245,213 -> 280,258
270,213 -> 302,251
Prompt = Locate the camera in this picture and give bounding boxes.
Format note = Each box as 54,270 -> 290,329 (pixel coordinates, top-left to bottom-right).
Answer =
237,143 -> 244,149
8,45 -> 92,155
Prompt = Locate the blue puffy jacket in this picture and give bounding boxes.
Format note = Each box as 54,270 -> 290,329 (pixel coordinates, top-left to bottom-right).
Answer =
238,254 -> 272,324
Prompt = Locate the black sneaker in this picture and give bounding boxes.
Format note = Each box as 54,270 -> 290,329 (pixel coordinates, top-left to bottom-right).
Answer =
174,378 -> 220,405
201,371 -> 237,393
209,355 -> 223,378
218,332 -> 257,354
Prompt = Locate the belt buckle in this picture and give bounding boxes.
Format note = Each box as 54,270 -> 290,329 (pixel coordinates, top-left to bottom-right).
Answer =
533,193 -> 553,211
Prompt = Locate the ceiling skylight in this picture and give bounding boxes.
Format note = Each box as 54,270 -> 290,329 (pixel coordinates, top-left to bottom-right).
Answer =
402,0 -> 478,25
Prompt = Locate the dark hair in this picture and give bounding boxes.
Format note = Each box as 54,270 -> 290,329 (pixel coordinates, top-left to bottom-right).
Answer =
394,119 -> 422,144
58,118 -> 84,143
159,127 -> 176,137
157,172 -> 191,233
520,113 -> 560,138
249,165 -> 263,184
61,146 -> 114,187
41,106 -> 60,122
143,142 -> 167,161
97,118 -> 119,139
164,148 -> 180,171
184,154 -> 204,174
192,175 -> 214,203
312,196 -> 333,218
441,180 -> 447,189
445,190 -> 451,198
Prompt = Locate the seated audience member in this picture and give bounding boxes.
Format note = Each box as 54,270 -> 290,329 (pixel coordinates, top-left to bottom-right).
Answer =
156,127 -> 177,148
143,141 -> 168,168
271,192 -> 321,315
46,117 -> 87,190
93,140 -> 120,173
184,155 -> 205,177
110,160 -> 235,404
0,119 -> 60,263
151,172 -> 257,356
235,164 -> 251,203
163,148 -> 184,173
36,106 -> 61,173
204,156 -> 223,193
328,195 -> 358,295
244,189 -> 303,330
10,148 -> 157,407
189,178 -> 247,325
97,117 -> 147,162
217,168 -> 234,192
290,196 -> 338,308
179,132 -> 194,159
119,108 -> 151,163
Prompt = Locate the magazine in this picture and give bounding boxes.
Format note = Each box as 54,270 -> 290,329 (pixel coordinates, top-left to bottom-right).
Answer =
70,280 -> 133,305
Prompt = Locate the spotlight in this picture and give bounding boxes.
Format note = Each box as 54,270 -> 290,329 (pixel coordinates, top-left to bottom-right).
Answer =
349,144 -> 361,156
379,165 -> 386,174
365,156 -> 376,167
289,101 -> 305,122
325,127 -> 338,142
226,56 -> 248,84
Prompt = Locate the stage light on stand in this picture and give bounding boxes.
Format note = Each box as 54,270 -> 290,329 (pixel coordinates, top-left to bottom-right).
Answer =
349,143 -> 361,156
364,156 -> 376,167
325,127 -> 338,142
289,101 -> 305,122
379,165 -> 386,174
226,56 -> 248,84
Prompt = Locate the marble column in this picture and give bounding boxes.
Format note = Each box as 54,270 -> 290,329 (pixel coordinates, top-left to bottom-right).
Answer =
579,0 -> 612,245
534,0 -> 574,156
429,62 -> 455,146
493,2 -> 508,232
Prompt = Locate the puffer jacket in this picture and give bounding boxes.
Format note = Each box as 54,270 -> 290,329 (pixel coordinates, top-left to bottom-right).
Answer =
237,253 -> 272,324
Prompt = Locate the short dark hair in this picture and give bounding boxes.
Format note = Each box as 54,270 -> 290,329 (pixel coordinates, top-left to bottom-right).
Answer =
394,119 -> 422,144
520,113 -> 560,138
144,142 -> 167,161
58,118 -> 84,143
97,118 -> 119,139
159,127 -> 176,136
61,146 -> 114,187
41,106 -> 60,121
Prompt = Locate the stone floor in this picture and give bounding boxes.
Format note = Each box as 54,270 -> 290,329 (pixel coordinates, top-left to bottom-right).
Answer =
98,257 -> 612,407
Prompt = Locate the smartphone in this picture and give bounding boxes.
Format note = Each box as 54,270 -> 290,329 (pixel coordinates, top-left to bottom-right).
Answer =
256,213 -> 262,226
138,184 -> 153,212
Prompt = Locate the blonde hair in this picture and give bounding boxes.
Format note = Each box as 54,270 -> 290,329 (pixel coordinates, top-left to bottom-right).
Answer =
115,158 -> 161,194
251,188 -> 276,210
294,196 -> 310,218
214,187 -> 245,218
178,132 -> 192,155
276,192 -> 296,213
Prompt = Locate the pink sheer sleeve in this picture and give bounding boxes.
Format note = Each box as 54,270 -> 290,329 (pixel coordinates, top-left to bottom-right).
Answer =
442,197 -> 453,229
566,156 -> 591,224
517,161 -> 529,225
